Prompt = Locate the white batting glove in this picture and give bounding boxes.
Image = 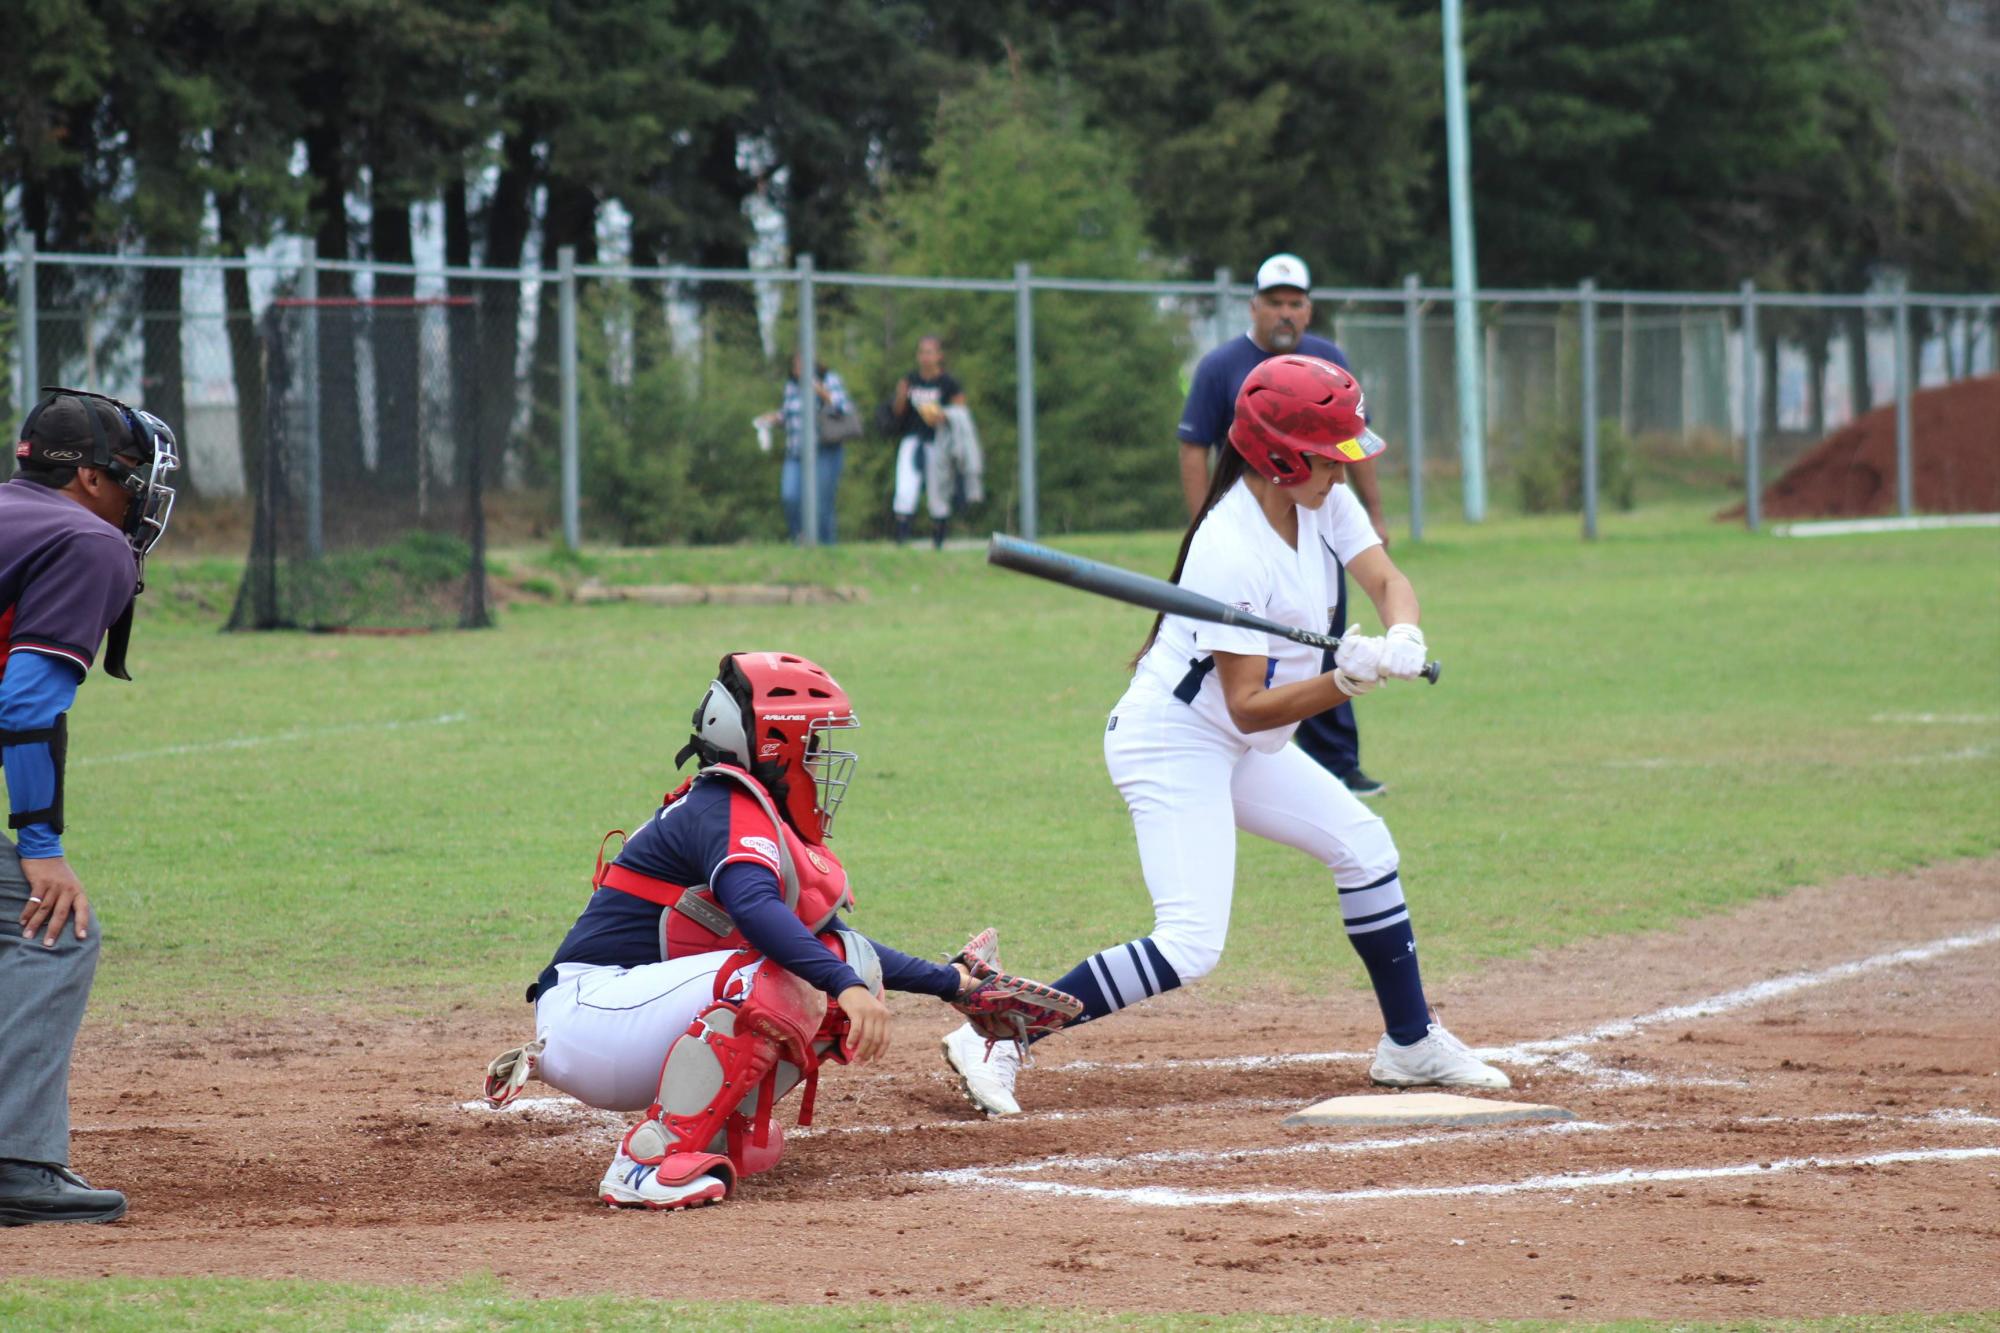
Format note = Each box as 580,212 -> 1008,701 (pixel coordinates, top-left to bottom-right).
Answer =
1379,623 -> 1428,680
1333,624 -> 1385,682
1332,666 -> 1379,698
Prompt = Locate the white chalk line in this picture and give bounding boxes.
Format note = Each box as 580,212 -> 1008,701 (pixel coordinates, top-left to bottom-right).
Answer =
453,1092 -> 1306,1142
1605,745 -> 1997,769
962,1109 -> 2000,1180
1871,712 -> 2000,725
986,1120 -> 1616,1176
925,1145 -> 2000,1208
1490,922 -> 2000,1065
1041,923 -> 2000,1078
1886,745 -> 1995,765
78,712 -> 468,765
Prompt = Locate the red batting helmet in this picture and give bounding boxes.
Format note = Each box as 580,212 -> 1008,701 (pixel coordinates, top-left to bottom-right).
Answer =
1227,355 -> 1385,486
676,651 -> 859,842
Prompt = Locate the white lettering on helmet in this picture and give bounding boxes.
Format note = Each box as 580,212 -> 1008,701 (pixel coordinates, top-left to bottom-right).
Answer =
764,714 -> 807,721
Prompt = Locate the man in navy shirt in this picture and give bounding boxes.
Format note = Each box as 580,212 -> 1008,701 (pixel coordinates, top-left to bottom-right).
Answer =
1,389 -> 178,1226
1176,254 -> 1392,798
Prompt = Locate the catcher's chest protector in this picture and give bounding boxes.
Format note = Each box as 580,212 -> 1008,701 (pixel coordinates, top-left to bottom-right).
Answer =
594,765 -> 853,961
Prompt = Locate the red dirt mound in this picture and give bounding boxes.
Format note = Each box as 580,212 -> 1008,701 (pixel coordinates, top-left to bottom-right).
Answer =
1725,372 -> 2000,520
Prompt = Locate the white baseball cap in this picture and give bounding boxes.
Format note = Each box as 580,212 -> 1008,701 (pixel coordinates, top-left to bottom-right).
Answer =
1254,253 -> 1311,293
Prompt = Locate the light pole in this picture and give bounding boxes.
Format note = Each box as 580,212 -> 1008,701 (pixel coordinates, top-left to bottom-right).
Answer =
1442,0 -> 1486,521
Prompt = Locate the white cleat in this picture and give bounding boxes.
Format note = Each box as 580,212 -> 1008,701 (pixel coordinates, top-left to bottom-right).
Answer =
941,1022 -> 1023,1117
597,1151 -> 728,1212
1369,1022 -> 1512,1090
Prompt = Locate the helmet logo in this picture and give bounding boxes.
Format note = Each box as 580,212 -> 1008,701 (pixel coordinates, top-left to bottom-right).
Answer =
41,447 -> 83,462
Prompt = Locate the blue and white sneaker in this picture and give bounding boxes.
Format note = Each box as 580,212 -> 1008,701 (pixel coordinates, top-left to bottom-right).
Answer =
1369,1022 -> 1510,1090
597,1151 -> 727,1211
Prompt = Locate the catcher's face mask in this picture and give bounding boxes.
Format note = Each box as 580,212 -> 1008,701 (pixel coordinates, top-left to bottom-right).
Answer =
120,409 -> 180,559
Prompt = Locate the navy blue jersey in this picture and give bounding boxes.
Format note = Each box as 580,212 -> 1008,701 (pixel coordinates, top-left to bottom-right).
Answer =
535,775 -> 959,1003
1177,333 -> 1349,450
2,477 -> 140,855
895,370 -> 963,443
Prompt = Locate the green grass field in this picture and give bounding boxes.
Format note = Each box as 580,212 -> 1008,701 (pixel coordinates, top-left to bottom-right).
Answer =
78,501 -> 1999,1016
12,502 -> 1998,1329
4,1278 -> 1997,1333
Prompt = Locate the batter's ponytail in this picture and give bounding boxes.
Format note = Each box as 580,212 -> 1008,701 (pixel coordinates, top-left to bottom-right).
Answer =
1130,448 -> 1249,670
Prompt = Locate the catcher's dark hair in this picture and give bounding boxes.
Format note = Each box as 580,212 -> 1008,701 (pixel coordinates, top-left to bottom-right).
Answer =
1130,447 -> 1250,670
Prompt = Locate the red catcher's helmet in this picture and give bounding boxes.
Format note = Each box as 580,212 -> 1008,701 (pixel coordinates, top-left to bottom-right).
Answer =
676,651 -> 859,842
1227,355 -> 1385,486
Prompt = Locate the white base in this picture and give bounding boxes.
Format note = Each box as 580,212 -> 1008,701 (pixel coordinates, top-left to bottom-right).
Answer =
1282,1091 -> 1574,1129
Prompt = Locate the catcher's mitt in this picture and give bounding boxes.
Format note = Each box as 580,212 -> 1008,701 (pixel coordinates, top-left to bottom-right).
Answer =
948,928 -> 1084,1048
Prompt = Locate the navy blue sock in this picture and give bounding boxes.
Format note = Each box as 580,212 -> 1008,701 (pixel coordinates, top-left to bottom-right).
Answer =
1038,937 -> 1181,1041
1339,869 -> 1431,1045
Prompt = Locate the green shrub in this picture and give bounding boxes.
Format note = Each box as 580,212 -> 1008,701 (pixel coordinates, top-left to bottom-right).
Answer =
1516,415 -> 1637,514
576,293 -> 788,546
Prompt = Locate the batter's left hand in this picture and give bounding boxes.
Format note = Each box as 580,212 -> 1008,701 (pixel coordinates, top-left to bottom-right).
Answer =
1379,623 -> 1428,680
836,984 -> 892,1063
19,856 -> 91,947
1334,625 -> 1385,682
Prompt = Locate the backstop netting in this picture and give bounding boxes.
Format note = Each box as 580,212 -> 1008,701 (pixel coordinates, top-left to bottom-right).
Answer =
230,296 -> 490,630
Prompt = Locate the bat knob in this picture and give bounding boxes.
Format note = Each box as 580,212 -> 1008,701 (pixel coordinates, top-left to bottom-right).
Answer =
1421,660 -> 1442,685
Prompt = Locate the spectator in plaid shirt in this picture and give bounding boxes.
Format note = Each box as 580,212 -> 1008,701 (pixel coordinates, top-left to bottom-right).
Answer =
757,353 -> 856,544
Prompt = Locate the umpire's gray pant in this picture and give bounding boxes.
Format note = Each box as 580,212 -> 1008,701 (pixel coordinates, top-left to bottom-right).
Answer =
0,838 -> 100,1166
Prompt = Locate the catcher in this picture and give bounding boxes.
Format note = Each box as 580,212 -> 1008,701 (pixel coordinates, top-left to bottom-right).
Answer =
481,651 -> 1079,1211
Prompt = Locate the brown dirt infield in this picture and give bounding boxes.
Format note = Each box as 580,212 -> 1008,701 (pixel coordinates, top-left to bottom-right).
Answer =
16,858 -> 2000,1320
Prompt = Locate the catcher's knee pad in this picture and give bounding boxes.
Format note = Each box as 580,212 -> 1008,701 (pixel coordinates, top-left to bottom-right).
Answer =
621,961 -> 830,1180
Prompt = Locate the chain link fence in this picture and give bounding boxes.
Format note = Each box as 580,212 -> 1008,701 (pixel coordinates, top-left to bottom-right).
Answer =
8,243 -> 1997,558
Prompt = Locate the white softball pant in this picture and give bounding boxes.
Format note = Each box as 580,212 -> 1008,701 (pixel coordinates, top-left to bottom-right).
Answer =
1103,688 -> 1399,983
891,434 -> 951,519
532,953 -> 757,1112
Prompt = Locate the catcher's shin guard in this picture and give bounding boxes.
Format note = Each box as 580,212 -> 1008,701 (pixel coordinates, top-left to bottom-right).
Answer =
619,959 -> 830,1187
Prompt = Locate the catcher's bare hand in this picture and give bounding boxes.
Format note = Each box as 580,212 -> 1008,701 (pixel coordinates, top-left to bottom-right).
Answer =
837,984 -> 891,1064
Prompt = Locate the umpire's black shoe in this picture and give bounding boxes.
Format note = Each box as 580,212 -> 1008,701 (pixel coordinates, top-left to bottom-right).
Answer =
1341,769 -> 1387,798
0,1159 -> 128,1226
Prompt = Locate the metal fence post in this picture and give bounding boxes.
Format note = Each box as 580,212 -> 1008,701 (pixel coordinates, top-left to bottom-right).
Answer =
1402,274 -> 1424,543
1740,280 -> 1760,532
18,234 -> 36,410
558,244 -> 580,551
797,253 -> 820,547
1212,267 -> 1232,352
1893,290 -> 1913,517
301,246 -> 324,558
1580,278 -> 1599,540
1015,262 -> 1037,541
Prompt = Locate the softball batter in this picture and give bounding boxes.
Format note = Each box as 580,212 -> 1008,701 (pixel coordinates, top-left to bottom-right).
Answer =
943,355 -> 1508,1115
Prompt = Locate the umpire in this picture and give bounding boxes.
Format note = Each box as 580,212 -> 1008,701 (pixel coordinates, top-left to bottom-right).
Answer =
1,388 -> 178,1226
1176,254 -> 1393,797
